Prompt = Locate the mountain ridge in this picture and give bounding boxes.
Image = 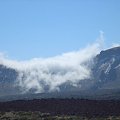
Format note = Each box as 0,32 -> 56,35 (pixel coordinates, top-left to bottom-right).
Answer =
0,46 -> 120,100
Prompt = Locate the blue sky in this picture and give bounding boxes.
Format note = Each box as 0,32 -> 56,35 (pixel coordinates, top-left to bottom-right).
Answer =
0,0 -> 120,60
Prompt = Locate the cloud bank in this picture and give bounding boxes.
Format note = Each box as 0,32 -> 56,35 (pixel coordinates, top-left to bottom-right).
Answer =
0,34 -> 104,93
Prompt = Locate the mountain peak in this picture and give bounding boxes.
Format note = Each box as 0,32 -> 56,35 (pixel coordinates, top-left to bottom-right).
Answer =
102,46 -> 120,53
98,46 -> 120,60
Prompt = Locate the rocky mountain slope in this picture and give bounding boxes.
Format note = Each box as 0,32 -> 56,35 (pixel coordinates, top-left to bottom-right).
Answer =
0,65 -> 20,96
92,47 -> 120,90
0,46 -> 120,100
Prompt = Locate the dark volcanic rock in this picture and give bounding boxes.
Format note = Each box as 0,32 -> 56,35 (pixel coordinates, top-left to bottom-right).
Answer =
1,99 -> 120,117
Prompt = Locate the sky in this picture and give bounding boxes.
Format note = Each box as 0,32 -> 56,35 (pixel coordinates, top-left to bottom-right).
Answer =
0,0 -> 120,60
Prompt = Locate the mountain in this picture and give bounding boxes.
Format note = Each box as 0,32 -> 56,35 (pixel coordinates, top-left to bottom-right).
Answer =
54,46 -> 120,95
92,47 -> 120,90
0,46 -> 120,100
0,65 -> 20,96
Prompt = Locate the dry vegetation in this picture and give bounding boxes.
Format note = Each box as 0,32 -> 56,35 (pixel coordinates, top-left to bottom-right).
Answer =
0,112 -> 120,120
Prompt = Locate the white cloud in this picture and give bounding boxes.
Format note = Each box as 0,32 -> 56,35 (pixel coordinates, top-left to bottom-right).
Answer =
0,34 -> 103,93
112,43 -> 120,48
